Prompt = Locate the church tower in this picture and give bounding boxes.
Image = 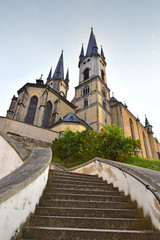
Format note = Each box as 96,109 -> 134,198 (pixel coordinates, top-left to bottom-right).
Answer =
47,51 -> 69,98
74,28 -> 111,130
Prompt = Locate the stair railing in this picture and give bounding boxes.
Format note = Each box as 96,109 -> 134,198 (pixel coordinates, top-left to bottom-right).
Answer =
95,158 -> 160,205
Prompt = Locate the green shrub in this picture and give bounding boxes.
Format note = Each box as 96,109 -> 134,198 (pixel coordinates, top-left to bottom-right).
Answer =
52,124 -> 141,164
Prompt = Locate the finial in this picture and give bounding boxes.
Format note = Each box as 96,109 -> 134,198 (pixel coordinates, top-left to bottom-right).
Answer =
112,92 -> 114,97
91,27 -> 93,30
62,49 -> 64,53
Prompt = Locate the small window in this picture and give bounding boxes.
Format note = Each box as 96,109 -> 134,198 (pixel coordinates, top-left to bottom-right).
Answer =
83,85 -> 89,96
83,61 -> 86,65
84,98 -> 88,107
87,59 -> 90,62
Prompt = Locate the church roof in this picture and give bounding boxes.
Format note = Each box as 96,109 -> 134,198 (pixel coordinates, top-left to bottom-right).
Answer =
110,96 -> 118,102
86,28 -> 98,56
52,112 -> 93,130
52,51 -> 64,79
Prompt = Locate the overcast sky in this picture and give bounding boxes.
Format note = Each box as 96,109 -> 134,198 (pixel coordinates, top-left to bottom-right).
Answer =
0,0 -> 160,139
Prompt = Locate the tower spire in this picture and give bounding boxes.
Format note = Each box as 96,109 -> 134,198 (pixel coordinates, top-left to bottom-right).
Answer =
65,68 -> 69,85
53,51 -> 64,79
101,46 -> 105,59
47,67 -> 52,81
79,44 -> 84,61
145,114 -> 151,127
86,28 -> 98,56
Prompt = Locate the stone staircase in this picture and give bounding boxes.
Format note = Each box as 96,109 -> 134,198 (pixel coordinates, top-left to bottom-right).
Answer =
21,170 -> 159,240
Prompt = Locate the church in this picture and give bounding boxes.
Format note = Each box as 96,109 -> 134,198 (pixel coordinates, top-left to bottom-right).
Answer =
6,28 -> 160,160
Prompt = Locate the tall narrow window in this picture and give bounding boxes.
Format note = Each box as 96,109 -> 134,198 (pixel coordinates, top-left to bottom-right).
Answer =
143,132 -> 149,158
25,96 -> 38,124
101,70 -> 105,81
42,101 -> 52,128
129,119 -> 135,139
103,100 -> 106,109
83,68 -> 89,81
84,98 -> 88,107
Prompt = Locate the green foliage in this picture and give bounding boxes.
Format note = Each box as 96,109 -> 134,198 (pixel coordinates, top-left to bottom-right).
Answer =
52,124 -> 141,165
125,156 -> 160,172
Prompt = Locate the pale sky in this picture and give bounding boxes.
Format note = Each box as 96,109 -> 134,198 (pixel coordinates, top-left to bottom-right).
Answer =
0,0 -> 160,139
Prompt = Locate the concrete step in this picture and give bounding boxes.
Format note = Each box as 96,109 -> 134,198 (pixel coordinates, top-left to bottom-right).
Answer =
20,170 -> 159,240
47,178 -> 106,185
43,192 -> 130,202
48,174 -> 101,182
39,199 -> 138,209
35,207 -> 143,218
29,216 -> 151,230
46,183 -> 118,191
44,188 -> 122,196
22,227 -> 159,240
49,170 -> 98,179
46,181 -> 110,188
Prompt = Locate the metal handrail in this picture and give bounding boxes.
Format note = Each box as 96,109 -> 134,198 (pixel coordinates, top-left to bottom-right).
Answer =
95,158 -> 160,205
50,162 -> 68,172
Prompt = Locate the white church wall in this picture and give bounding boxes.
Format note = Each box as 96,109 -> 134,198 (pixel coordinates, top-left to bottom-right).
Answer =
0,134 -> 23,179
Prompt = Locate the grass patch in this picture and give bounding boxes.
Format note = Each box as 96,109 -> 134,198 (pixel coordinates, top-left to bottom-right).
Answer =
125,155 -> 160,171
52,154 -> 160,171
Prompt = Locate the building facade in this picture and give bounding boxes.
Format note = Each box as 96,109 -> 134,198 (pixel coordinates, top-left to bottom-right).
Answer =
6,28 -> 160,160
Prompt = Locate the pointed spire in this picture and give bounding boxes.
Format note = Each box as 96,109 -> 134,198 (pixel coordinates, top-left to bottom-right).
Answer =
86,28 -> 98,56
65,68 -> 69,85
53,51 -> 64,79
101,46 -> 105,59
145,114 -> 151,127
79,44 -> 84,61
136,115 -> 140,122
47,67 -> 52,81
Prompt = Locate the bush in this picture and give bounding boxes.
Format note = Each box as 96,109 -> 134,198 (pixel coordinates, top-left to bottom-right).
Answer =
52,124 -> 141,164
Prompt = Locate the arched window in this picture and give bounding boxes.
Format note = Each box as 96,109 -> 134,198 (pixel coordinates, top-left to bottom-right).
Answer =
101,70 -> 105,81
25,96 -> 38,124
42,101 -> 52,128
129,119 -> 135,139
83,85 -> 89,95
83,68 -> 89,81
143,132 -> 149,158
84,98 -> 88,107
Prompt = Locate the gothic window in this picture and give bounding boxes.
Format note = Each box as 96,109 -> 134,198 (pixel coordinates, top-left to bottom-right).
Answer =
83,68 -> 89,81
102,87 -> 106,97
83,85 -> 89,95
84,98 -> 88,107
143,132 -> 149,158
103,100 -> 106,109
42,101 -> 52,128
25,96 -> 38,124
101,70 -> 105,81
129,119 -> 135,139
